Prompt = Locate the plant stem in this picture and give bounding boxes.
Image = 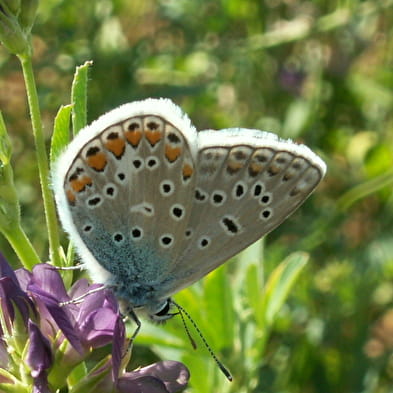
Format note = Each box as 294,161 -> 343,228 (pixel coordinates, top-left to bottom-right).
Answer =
17,53 -> 62,267
0,162 -> 41,269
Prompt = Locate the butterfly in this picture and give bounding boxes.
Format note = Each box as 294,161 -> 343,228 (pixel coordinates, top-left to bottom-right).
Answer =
53,97 -> 326,330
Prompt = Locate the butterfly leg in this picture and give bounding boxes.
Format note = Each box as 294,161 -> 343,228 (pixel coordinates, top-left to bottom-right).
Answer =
124,306 -> 141,344
59,285 -> 106,306
53,264 -> 84,271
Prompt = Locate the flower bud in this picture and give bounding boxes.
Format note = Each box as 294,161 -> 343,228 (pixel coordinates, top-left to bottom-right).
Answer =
0,0 -> 38,55
19,0 -> 38,33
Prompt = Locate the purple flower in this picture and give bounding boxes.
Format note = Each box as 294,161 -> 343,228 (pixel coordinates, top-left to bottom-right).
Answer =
0,253 -> 35,333
88,357 -> 189,393
26,320 -> 53,393
117,361 -> 190,393
0,253 -> 189,393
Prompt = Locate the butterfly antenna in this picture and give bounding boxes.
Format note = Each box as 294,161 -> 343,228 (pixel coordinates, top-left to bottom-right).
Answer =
171,300 -> 233,382
176,305 -> 197,350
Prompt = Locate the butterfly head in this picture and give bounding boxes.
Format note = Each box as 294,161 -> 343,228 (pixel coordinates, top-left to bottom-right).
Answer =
119,297 -> 177,324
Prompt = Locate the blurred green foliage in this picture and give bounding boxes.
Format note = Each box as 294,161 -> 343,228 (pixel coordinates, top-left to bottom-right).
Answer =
1,0 -> 393,392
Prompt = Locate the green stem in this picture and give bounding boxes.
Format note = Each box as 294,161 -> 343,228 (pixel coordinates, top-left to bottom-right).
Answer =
2,225 -> 40,270
17,53 -> 62,266
337,168 -> 393,210
0,161 -> 40,268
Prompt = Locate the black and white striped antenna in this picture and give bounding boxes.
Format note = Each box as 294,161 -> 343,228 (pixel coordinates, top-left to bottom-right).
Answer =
171,300 -> 233,382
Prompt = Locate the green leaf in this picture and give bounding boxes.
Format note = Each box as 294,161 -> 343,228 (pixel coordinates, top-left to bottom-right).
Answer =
67,361 -> 88,389
261,252 -> 309,327
0,369 -> 22,393
50,104 -> 72,165
0,383 -> 28,393
234,238 -> 264,291
204,265 -> 235,349
69,356 -> 111,393
71,60 -> 93,135
281,99 -> 312,139
183,350 -> 229,392
245,263 -> 261,319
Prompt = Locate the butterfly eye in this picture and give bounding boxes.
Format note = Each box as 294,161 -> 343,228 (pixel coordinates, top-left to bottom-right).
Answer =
154,300 -> 171,317
149,299 -> 175,322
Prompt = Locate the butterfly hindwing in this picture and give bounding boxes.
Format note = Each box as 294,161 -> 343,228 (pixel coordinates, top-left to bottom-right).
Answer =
161,128 -> 326,296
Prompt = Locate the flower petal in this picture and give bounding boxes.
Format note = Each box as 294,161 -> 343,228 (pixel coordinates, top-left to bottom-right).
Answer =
28,283 -> 84,354
78,308 -> 118,347
0,253 -> 18,283
121,361 -> 189,393
77,286 -> 116,323
0,253 -> 35,327
26,320 -> 53,377
15,267 -> 33,291
111,315 -> 125,382
0,275 -> 34,330
117,375 -> 169,393
68,278 -> 91,299
31,264 -> 69,303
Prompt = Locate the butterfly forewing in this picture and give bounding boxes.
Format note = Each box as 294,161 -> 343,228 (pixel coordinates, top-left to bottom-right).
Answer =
62,113 -> 197,283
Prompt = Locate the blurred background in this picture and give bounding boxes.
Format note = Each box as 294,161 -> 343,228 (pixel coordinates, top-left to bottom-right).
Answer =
0,0 -> 392,392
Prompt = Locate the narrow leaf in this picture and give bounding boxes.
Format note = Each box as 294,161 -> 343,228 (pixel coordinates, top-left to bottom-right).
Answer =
66,362 -> 88,389
204,265 -> 235,349
71,60 -> 93,135
68,356 -> 111,393
50,104 -> 72,165
262,252 -> 309,327
245,263 -> 261,318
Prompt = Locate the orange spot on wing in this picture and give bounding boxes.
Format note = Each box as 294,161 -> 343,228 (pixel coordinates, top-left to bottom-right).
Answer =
66,189 -> 76,204
70,176 -> 92,192
165,145 -> 181,163
125,130 -> 142,147
86,152 -> 107,171
182,163 -> 193,179
145,130 -> 162,146
249,162 -> 262,176
105,138 -> 125,158
227,161 -> 243,174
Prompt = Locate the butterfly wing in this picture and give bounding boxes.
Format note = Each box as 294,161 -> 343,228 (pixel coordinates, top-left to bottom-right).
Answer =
53,99 -> 199,294
159,128 -> 326,297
